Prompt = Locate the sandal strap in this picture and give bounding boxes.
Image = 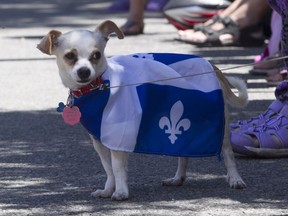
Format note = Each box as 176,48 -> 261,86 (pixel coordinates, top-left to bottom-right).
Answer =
193,15 -> 221,31
230,100 -> 284,130
249,105 -> 288,148
231,104 -> 288,153
256,128 -> 288,149
239,125 -> 288,149
279,104 -> 288,118
268,100 -> 285,113
200,16 -> 240,44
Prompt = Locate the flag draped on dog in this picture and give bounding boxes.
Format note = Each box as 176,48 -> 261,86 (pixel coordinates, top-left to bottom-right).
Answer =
73,53 -> 225,158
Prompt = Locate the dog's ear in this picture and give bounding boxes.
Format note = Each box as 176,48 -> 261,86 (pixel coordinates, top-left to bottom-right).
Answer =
37,30 -> 62,55
96,20 -> 124,40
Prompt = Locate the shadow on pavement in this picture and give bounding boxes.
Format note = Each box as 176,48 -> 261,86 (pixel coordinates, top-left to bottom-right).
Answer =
1,1 -> 287,215
0,0 -> 163,29
0,0 -> 110,28
0,107 -> 287,215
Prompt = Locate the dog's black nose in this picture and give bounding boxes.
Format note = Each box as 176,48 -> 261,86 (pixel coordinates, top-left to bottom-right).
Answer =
77,67 -> 91,80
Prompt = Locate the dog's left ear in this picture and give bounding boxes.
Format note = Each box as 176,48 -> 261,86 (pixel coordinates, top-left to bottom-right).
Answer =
37,30 -> 62,55
96,20 -> 124,40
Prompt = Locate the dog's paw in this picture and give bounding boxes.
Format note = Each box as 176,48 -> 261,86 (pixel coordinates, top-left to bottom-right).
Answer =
162,177 -> 185,186
111,190 -> 129,201
91,189 -> 114,198
227,176 -> 247,189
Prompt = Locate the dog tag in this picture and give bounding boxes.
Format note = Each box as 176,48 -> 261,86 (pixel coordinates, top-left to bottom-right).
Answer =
62,106 -> 81,126
56,102 -> 66,113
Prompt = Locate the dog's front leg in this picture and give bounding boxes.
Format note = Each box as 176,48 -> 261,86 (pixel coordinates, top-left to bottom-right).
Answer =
222,111 -> 246,189
90,137 -> 115,198
111,150 -> 129,201
162,157 -> 188,186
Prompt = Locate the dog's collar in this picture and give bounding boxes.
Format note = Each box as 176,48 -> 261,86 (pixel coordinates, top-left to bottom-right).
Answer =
71,77 -> 108,97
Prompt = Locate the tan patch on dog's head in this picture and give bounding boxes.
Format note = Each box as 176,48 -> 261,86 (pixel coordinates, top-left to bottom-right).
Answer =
63,49 -> 78,66
89,48 -> 102,65
37,30 -> 62,55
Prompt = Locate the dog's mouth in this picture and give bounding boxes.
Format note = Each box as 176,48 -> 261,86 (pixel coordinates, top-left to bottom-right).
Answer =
77,79 -> 91,83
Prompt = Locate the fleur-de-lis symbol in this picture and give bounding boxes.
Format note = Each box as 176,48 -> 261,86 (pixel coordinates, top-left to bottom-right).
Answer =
159,100 -> 191,144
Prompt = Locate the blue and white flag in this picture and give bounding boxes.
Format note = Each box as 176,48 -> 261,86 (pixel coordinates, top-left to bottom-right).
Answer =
73,53 -> 225,158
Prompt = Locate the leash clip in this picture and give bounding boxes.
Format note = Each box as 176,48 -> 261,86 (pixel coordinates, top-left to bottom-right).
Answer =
99,83 -> 109,90
67,91 -> 75,107
89,82 -> 109,91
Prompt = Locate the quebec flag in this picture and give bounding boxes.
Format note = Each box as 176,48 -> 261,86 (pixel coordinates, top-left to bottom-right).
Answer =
73,53 -> 225,158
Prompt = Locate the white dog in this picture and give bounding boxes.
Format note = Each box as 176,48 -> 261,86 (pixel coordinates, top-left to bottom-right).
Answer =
38,20 -> 248,201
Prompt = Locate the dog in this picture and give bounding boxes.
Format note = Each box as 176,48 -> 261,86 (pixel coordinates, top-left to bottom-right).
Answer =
37,20 -> 248,201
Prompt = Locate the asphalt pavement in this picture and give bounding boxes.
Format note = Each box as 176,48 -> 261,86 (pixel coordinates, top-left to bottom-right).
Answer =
0,0 -> 287,215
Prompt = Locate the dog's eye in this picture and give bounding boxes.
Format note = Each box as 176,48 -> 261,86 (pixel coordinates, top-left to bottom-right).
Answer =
90,51 -> 101,61
65,52 -> 76,60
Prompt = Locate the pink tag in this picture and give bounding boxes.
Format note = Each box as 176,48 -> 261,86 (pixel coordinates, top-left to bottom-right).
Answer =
62,106 -> 81,126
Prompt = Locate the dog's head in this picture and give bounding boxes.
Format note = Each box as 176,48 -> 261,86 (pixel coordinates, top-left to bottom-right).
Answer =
37,20 -> 124,90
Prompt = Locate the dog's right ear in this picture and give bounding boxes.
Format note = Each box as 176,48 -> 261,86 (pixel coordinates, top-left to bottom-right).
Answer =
37,30 -> 62,55
96,20 -> 124,40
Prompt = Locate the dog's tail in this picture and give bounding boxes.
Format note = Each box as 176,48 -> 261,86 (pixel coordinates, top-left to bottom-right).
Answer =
225,76 -> 248,108
213,66 -> 248,108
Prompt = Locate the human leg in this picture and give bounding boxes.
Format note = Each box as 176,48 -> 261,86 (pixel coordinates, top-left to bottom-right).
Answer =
249,11 -> 281,75
120,0 -> 146,35
178,0 -> 271,46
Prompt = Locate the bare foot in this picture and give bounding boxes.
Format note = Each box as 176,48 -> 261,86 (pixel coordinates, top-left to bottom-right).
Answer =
178,20 -> 234,44
267,69 -> 286,83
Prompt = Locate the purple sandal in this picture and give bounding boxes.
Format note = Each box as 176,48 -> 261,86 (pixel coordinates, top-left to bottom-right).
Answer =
230,100 -> 285,131
230,104 -> 288,157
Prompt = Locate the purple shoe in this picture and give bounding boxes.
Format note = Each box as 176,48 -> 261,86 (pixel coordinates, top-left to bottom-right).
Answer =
146,0 -> 169,12
107,0 -> 129,12
230,104 -> 288,158
230,100 -> 285,131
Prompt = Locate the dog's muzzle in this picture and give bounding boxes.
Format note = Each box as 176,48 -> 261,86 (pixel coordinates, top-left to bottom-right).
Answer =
77,67 -> 91,82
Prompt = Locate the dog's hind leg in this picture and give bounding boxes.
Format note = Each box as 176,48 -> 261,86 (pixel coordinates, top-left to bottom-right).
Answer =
162,157 -> 188,186
110,150 -> 129,200
222,111 -> 246,189
90,138 -> 115,198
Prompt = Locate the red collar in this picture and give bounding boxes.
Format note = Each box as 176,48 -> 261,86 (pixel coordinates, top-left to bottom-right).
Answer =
71,77 -> 107,97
